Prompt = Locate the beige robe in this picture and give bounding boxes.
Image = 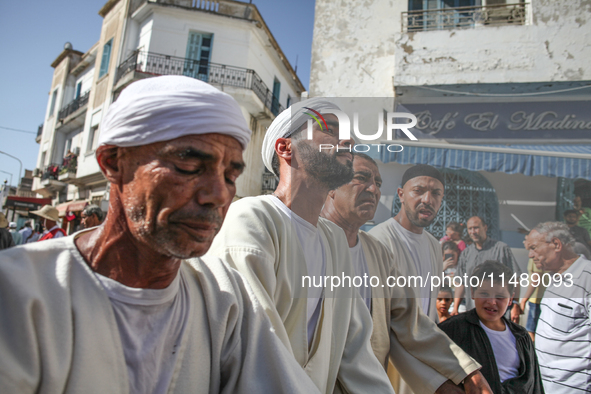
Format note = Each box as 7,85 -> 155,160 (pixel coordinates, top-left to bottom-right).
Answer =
358,231 -> 480,394
0,236 -> 321,394
369,218 -> 452,394
208,196 -> 394,394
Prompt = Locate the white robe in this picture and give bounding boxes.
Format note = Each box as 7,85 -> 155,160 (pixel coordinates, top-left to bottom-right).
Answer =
208,196 -> 394,394
0,236 -> 321,394
369,218 -> 443,321
369,219 -> 448,394
358,231 -> 480,394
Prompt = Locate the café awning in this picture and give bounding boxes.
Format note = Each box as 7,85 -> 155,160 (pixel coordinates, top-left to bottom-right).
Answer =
375,142 -> 591,180
56,200 -> 89,217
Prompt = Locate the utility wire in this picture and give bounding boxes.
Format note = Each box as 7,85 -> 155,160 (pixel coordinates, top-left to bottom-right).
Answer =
0,125 -> 37,135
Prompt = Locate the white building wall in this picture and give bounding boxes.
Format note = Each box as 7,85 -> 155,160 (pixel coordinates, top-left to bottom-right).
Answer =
76,66 -> 95,96
394,1 -> 591,86
310,0 -> 591,96
310,0 -> 401,97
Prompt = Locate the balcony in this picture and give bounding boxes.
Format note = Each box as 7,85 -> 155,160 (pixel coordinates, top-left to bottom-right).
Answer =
115,51 -> 283,115
57,152 -> 80,185
58,91 -> 90,121
261,171 -> 278,194
402,3 -> 528,32
32,164 -> 66,197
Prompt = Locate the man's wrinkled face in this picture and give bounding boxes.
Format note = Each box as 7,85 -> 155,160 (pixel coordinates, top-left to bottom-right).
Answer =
119,134 -> 244,259
81,212 -> 100,229
399,176 -> 444,228
333,156 -> 382,225
527,230 -> 560,272
294,114 -> 354,190
467,217 -> 488,244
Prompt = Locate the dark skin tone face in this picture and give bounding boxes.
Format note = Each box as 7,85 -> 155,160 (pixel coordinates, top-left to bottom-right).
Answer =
81,212 -> 101,229
395,176 -> 444,234
75,134 -> 244,289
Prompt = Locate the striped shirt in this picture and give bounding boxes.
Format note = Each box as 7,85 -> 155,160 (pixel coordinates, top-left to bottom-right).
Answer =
535,256 -> 591,393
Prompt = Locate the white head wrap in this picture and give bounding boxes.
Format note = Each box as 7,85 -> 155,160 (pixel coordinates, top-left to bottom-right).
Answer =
261,98 -> 340,175
98,75 -> 250,149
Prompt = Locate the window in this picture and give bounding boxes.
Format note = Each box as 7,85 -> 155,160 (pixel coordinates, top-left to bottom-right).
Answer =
271,78 -> 281,116
184,32 -> 213,81
49,89 -> 58,117
99,39 -> 113,78
286,94 -> 291,109
87,125 -> 100,153
75,82 -> 82,99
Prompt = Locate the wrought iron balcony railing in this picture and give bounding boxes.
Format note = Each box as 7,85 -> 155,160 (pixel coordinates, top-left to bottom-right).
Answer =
116,51 -> 284,115
261,171 -> 278,193
58,91 -> 90,120
402,2 -> 528,32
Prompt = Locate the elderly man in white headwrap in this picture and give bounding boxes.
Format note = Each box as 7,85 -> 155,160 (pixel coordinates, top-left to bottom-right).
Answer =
0,76 -> 321,394
208,99 -> 395,393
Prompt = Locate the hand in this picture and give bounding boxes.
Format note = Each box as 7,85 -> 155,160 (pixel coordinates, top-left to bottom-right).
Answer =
463,370 -> 493,394
443,257 -> 456,271
435,380 -> 464,394
511,303 -> 522,323
519,299 -> 527,312
450,307 -> 459,316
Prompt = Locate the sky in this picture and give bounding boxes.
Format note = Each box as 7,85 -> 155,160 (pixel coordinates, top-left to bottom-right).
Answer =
0,0 -> 315,187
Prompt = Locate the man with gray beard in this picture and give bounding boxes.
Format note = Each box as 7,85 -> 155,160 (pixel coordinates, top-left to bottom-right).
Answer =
208,99 -> 396,393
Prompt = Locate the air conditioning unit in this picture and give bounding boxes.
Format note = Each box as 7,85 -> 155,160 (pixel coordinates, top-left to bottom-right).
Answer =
33,168 -> 41,177
73,147 -> 80,156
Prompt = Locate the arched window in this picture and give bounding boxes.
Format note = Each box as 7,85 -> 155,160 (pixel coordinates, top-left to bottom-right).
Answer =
392,168 -> 501,240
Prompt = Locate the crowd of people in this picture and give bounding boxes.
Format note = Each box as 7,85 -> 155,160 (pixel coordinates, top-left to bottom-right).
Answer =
0,76 -> 588,394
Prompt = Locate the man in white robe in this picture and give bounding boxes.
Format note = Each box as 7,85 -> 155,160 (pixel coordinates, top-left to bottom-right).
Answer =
208,99 -> 395,393
0,76 -> 320,394
321,153 -> 493,394
369,163 -> 493,394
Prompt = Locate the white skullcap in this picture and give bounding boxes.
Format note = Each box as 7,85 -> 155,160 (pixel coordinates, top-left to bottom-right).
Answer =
98,76 -> 251,149
261,98 -> 340,175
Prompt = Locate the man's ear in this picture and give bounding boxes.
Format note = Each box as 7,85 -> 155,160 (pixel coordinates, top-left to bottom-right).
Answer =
397,187 -> 404,203
552,237 -> 563,251
275,137 -> 292,162
327,190 -> 336,199
96,145 -> 123,184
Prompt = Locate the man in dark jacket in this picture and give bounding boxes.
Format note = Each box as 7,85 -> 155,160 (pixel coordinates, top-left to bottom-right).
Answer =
0,213 -> 15,250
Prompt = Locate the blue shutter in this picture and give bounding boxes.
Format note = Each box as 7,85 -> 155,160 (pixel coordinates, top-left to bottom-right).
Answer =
99,39 -> 113,78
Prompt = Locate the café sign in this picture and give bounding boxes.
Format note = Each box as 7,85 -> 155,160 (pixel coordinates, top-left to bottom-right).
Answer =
401,101 -> 591,139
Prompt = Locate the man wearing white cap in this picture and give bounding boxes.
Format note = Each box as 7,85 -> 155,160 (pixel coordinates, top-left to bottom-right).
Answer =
0,76 -> 321,394
208,99 -> 395,393
31,205 -> 66,240
8,222 -> 23,245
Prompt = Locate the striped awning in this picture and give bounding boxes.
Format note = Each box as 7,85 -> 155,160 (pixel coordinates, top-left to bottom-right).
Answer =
374,142 -> 591,180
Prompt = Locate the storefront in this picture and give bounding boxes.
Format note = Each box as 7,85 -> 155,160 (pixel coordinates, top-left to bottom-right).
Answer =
4,196 -> 52,228
368,87 -> 591,262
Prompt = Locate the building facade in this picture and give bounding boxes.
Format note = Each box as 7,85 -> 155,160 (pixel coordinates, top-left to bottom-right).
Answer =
310,0 -> 591,255
32,0 -> 303,233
